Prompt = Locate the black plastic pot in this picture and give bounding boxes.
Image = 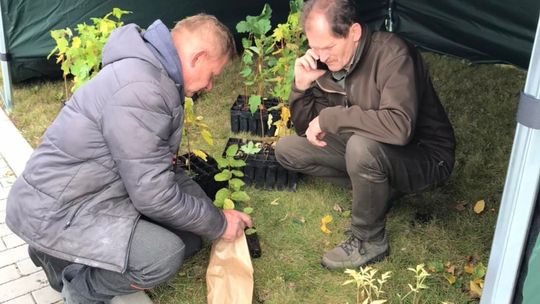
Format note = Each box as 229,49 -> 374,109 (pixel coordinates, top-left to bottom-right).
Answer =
230,95 -> 280,136
224,138 -> 298,191
245,229 -> 262,258
177,153 -> 227,199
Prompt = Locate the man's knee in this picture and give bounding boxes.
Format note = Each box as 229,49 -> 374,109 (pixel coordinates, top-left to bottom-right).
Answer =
345,136 -> 386,177
275,135 -> 302,169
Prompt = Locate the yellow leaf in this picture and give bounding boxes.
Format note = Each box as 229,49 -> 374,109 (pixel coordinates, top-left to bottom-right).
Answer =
192,149 -> 207,161
444,273 -> 457,285
469,280 -> 483,298
474,200 -> 485,214
320,215 -> 333,234
201,129 -> 214,145
223,199 -> 235,210
72,37 -> 81,49
464,264 -> 475,274
270,198 -> 280,205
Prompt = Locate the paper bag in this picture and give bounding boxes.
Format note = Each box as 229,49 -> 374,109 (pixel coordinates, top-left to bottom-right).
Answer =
206,233 -> 253,304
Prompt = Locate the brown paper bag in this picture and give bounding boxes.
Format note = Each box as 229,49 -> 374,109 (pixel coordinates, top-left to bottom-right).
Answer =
206,233 -> 254,304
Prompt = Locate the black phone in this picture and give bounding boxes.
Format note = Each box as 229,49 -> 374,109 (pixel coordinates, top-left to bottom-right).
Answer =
316,59 -> 329,71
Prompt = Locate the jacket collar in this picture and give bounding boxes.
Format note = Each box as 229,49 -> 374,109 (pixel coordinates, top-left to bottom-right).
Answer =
316,24 -> 372,94
142,19 -> 184,99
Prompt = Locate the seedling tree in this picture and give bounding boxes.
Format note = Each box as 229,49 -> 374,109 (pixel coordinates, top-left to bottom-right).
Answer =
269,0 -> 307,137
182,97 -> 214,171
48,8 -> 131,99
236,4 -> 276,137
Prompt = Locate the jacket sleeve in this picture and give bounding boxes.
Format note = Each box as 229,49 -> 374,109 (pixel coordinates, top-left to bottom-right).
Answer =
288,82 -> 331,136
101,83 -> 226,240
318,54 -> 418,146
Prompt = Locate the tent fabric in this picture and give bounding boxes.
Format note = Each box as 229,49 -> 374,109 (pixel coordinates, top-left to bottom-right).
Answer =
1,0 -> 539,81
393,0 -> 539,68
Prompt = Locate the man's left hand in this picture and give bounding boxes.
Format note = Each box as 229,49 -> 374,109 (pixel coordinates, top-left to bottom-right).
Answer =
306,116 -> 327,147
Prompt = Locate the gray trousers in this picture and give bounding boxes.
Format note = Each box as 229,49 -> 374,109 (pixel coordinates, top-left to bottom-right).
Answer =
34,171 -> 209,303
275,133 -> 453,241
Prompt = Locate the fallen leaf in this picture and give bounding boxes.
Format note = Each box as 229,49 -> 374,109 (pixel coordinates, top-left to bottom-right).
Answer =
474,200 -> 485,214
469,280 -> 483,299
320,215 -> 333,234
444,273 -> 457,285
333,203 -> 343,213
292,216 -> 306,225
455,202 -> 467,211
270,198 -> 280,205
340,210 -> 351,218
427,261 -> 445,273
446,264 -> 456,275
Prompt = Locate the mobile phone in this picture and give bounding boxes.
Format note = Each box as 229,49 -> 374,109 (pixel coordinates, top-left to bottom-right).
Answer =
316,59 -> 329,71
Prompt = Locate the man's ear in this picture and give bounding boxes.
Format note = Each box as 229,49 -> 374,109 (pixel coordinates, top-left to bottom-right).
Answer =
350,23 -> 362,42
190,50 -> 207,68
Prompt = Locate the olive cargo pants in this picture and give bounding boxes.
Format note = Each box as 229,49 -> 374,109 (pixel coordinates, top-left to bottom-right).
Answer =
275,133 -> 453,241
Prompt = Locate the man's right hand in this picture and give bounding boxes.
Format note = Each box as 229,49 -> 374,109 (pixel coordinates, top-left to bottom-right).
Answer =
221,209 -> 253,241
294,49 -> 327,91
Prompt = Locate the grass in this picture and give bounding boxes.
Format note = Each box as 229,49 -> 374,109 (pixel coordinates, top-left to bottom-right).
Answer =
5,52 -> 526,303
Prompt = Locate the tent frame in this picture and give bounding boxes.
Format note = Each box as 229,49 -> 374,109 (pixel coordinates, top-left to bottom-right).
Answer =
481,14 -> 540,304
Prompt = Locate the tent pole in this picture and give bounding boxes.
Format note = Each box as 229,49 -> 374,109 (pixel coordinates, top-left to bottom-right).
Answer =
481,13 -> 540,304
0,0 -> 13,112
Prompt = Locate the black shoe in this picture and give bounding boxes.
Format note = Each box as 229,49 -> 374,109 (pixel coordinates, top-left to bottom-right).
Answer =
28,246 -> 69,292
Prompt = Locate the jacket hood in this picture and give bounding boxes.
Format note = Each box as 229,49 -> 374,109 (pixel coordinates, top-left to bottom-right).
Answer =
102,23 -> 158,68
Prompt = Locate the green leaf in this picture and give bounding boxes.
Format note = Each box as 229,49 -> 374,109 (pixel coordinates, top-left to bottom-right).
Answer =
229,158 -> 246,168
229,178 -> 246,191
225,144 -> 239,157
245,228 -> 257,235
214,188 -> 230,204
240,141 -> 262,155
223,199 -> 235,210
214,156 -> 229,169
231,170 -> 244,177
231,191 -> 250,202
214,169 -> 232,182
243,207 -> 254,214
248,95 -> 262,114
201,129 -> 213,145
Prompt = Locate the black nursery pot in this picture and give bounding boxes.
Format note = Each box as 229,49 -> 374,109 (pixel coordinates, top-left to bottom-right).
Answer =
245,228 -> 262,258
230,95 -> 280,136
224,138 -> 298,191
177,153 -> 226,199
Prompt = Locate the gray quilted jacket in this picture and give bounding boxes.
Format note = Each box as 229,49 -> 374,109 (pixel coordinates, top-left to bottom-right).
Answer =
6,21 -> 226,273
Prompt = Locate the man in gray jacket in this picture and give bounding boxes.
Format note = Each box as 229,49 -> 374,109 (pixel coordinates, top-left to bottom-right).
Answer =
6,14 -> 251,303
275,0 -> 455,269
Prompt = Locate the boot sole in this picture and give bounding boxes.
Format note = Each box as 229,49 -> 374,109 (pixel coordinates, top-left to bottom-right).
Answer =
321,250 -> 389,270
28,247 -> 64,292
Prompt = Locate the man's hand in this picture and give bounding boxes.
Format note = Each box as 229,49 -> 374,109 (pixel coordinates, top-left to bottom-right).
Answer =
221,210 -> 253,241
305,116 -> 327,147
294,49 -> 327,91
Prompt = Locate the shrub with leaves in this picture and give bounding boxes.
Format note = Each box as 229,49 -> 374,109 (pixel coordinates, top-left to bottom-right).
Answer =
236,3 -> 276,136
48,8 -> 131,97
214,144 -> 252,214
343,266 -> 392,304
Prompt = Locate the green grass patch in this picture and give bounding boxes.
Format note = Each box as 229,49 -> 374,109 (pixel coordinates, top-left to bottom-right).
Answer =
6,52 -> 526,303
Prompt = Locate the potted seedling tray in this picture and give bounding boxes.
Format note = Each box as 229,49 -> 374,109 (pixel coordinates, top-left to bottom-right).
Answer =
177,153 -> 227,199
230,95 -> 281,136
223,138 -> 298,191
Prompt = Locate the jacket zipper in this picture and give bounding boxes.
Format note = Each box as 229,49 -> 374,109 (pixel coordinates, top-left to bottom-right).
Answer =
64,204 -> 85,229
315,79 -> 349,108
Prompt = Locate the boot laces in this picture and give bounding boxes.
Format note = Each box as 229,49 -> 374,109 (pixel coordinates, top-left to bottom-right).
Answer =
340,235 -> 362,255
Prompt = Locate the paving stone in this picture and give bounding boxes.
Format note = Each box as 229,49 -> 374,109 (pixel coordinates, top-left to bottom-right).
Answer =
0,244 -> 28,268
3,294 -> 35,304
17,259 -> 41,276
0,223 -> 12,237
0,239 -> 6,251
0,211 -> 6,224
31,287 -> 62,304
3,234 -> 25,249
0,186 -> 9,200
0,271 -> 48,302
0,265 -> 21,284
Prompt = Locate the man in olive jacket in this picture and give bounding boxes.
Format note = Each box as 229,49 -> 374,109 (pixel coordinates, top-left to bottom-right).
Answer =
6,15 -> 252,303
275,0 -> 455,269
